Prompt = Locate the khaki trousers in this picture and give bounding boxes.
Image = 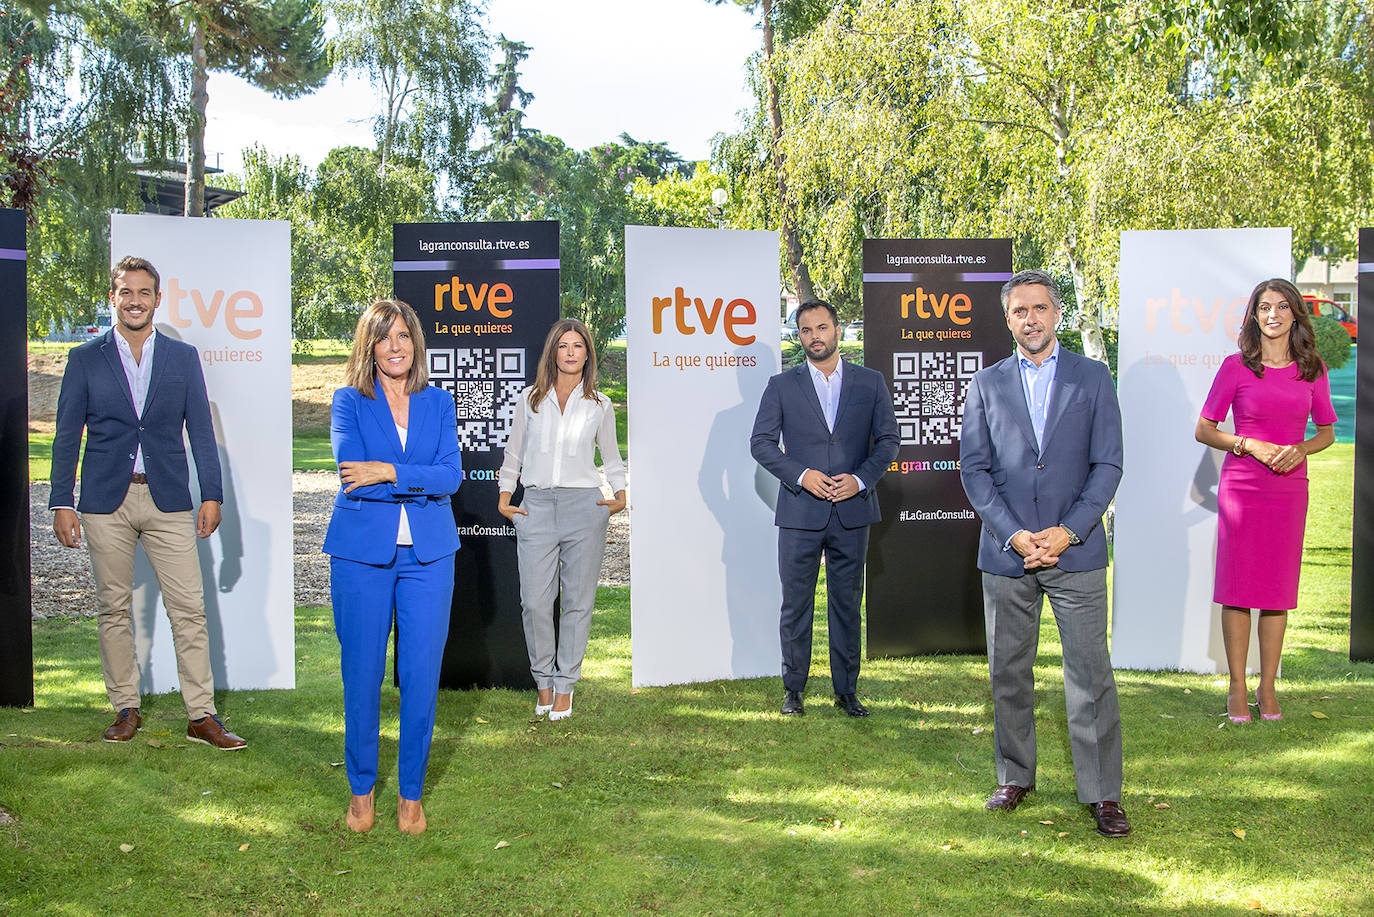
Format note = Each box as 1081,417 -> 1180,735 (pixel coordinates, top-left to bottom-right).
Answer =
82,483 -> 216,717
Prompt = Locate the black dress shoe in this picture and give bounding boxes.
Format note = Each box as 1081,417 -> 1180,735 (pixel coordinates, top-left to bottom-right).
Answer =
1088,801 -> 1132,837
781,690 -> 805,716
833,694 -> 870,717
985,784 -> 1031,811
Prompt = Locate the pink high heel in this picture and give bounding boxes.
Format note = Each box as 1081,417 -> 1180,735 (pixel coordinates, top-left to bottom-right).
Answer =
1227,691 -> 1251,724
1255,689 -> 1282,721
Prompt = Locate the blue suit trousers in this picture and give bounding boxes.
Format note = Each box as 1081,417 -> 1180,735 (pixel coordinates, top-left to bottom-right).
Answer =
331,547 -> 453,800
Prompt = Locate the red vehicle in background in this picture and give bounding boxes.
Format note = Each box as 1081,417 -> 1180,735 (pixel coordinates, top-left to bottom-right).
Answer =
1303,295 -> 1357,342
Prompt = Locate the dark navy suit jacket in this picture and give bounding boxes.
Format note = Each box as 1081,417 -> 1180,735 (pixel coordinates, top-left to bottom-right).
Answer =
750,360 -> 899,531
958,347 -> 1123,576
322,384 -> 462,565
49,330 -> 222,514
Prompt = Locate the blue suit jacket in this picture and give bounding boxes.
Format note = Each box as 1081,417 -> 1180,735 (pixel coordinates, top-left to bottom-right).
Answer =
322,384 -> 462,565
958,347 -> 1123,576
49,330 -> 222,514
750,360 -> 900,530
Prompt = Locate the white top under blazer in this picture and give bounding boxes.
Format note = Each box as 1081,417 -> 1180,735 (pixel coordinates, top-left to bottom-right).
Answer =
498,386 -> 628,495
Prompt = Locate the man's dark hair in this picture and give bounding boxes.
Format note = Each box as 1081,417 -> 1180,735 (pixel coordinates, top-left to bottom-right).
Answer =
110,256 -> 161,297
796,299 -> 838,325
999,269 -> 1062,315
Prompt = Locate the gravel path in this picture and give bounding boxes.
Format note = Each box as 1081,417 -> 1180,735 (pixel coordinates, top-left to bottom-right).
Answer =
28,472 -> 630,620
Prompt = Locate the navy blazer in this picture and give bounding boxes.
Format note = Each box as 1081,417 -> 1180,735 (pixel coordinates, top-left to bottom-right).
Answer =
959,347 -> 1123,576
750,360 -> 900,530
323,384 -> 463,565
49,330 -> 222,514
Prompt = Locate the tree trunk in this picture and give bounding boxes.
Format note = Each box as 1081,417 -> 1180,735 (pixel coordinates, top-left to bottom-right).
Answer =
185,16 -> 208,217
762,0 -> 813,302
1066,245 -> 1108,364
1049,87 -> 1106,364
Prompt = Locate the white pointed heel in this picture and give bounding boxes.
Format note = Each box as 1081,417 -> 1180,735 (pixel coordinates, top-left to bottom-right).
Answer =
548,691 -> 574,721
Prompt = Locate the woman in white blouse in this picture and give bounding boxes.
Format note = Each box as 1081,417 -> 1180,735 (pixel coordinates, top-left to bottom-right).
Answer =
498,319 -> 627,720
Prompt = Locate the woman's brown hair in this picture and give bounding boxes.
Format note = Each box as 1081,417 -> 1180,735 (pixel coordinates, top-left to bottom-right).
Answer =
1237,278 -> 1324,382
343,299 -> 430,397
528,318 -> 598,412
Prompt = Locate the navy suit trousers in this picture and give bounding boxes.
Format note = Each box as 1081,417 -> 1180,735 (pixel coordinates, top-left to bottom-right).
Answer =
778,508 -> 869,695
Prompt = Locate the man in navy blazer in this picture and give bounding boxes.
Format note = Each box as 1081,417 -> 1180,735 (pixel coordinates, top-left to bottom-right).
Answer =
751,300 -> 899,717
50,256 -> 245,749
959,269 -> 1128,837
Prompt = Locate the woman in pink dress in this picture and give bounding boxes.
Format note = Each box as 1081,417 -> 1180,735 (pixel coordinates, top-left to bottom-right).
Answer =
1195,278 -> 1337,723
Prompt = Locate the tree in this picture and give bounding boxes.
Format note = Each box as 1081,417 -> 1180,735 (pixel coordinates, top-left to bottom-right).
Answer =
3,0 -> 186,334
151,0 -> 329,217
709,0 -> 830,302
484,35 -> 532,145
329,0 -> 487,189
217,144 -> 438,339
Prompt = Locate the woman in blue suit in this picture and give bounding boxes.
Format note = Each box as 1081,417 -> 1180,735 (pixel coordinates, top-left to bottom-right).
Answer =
323,299 -> 462,836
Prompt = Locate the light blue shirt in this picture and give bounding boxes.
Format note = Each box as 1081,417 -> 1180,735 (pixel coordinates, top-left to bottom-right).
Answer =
1002,340 -> 1057,552
1017,340 -> 1058,452
797,359 -> 865,491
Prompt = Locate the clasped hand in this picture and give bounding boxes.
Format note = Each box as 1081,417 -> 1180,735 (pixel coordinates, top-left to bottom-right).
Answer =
1012,526 -> 1071,570
801,469 -> 860,502
339,460 -> 396,493
1246,439 -> 1305,475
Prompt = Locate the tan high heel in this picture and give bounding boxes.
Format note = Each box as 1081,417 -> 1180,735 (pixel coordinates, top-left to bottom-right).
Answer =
397,795 -> 427,835
345,789 -> 375,833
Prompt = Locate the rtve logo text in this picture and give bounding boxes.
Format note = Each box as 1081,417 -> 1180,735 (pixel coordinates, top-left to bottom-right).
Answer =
652,286 -> 756,345
160,278 -> 265,366
900,287 -> 973,341
433,276 -> 515,336
649,286 -> 759,371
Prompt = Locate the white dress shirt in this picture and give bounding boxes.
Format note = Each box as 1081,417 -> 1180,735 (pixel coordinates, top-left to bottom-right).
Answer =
498,386 -> 627,494
798,359 -> 865,491
113,327 -> 157,474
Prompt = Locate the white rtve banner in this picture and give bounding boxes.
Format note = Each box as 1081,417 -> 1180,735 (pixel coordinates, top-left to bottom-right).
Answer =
1112,228 -> 1291,672
110,214 -> 295,691
625,226 -> 781,686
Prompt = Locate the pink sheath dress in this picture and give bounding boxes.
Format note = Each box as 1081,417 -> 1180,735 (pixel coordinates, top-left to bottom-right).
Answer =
1200,353 -> 1337,610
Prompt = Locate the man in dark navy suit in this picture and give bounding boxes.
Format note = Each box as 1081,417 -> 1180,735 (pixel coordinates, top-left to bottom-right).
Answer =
751,300 -> 899,717
50,256 -> 246,749
959,269 -> 1127,836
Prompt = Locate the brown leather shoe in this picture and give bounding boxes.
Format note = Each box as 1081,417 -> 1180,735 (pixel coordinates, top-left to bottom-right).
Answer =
985,784 -> 1032,811
1089,800 -> 1132,837
187,714 -> 247,750
103,708 -> 142,742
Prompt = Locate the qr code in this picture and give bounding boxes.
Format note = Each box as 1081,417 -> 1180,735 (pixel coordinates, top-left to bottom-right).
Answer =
891,351 -> 983,446
429,348 -> 526,451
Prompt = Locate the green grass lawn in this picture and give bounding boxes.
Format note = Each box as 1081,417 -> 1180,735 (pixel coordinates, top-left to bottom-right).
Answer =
2,446 -> 1369,914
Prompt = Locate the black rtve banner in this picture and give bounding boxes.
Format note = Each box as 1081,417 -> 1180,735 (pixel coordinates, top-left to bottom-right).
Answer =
862,238 -> 1013,656
393,220 -> 560,688
0,209 -> 32,706
1352,228 -> 1373,662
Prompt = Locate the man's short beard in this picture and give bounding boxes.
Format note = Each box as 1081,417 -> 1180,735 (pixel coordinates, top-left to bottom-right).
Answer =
805,339 -> 837,363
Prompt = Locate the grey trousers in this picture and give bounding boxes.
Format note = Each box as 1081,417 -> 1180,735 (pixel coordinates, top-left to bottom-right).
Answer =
983,567 -> 1123,804
514,487 -> 610,694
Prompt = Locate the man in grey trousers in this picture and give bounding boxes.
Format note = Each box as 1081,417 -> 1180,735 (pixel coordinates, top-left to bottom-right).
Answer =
958,269 -> 1129,837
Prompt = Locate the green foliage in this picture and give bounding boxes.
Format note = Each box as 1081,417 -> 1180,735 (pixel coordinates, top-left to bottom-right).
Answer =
5,0 -> 186,334
328,0 -> 487,193
1057,327 -> 1120,380
216,144 -> 438,338
631,162 -> 731,228
713,0 -> 1374,350
1311,314 -> 1352,370
154,0 -> 329,95
472,131 -> 689,354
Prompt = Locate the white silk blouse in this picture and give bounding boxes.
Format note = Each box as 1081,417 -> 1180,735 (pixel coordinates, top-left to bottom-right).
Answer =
498,386 -> 627,495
